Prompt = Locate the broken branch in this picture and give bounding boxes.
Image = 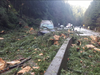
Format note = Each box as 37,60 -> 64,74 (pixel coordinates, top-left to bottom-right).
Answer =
0,57 -> 31,74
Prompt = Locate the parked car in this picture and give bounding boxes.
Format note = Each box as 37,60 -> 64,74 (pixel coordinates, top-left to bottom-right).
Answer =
66,23 -> 74,28
38,20 -> 55,35
60,25 -> 64,28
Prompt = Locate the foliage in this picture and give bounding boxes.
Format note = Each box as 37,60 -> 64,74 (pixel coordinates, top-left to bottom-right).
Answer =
9,0 -> 76,27
0,28 -> 71,75
0,7 -> 9,28
22,16 -> 41,28
0,0 -> 19,29
61,36 -> 100,75
71,5 -> 86,26
0,0 -> 85,29
8,11 -> 18,24
84,0 -> 100,30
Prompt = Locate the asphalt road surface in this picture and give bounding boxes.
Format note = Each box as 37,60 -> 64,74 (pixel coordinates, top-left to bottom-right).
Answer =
74,27 -> 100,37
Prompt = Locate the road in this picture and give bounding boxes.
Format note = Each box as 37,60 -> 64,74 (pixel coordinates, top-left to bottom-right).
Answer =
74,27 -> 100,36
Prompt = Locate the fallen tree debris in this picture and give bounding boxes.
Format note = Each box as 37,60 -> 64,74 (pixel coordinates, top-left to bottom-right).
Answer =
0,28 -> 72,74
0,58 -> 6,71
0,57 -> 31,74
60,33 -> 66,39
39,53 -> 43,56
30,28 -> 34,31
77,47 -> 80,52
17,66 -> 31,75
0,30 -> 6,34
77,40 -> 81,46
98,42 -> 100,45
33,66 -> 39,69
53,35 -> 60,40
50,35 -> 60,45
84,38 -> 88,40
0,37 -> 4,40
53,35 -> 60,45
54,40 -> 59,45
85,44 -> 100,51
85,44 -> 95,48
90,35 -> 98,42
7,60 -> 21,65
94,48 -> 100,51
71,44 -> 76,47
91,40 -> 95,44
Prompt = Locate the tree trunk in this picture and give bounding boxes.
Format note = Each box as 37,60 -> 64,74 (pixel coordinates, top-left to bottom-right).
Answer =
7,0 -> 8,13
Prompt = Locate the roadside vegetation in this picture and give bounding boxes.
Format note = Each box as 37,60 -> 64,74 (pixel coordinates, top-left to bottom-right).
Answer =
0,28 -> 75,75
61,35 -> 100,75
1,0 -> 100,75
84,0 -> 100,31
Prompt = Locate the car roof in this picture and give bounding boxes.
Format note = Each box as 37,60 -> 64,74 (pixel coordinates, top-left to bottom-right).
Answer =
41,20 -> 53,24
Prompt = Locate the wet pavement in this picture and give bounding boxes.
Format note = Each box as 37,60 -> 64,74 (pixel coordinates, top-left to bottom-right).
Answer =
74,27 -> 100,36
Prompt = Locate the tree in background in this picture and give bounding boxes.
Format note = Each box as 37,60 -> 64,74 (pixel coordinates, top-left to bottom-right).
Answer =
0,0 -> 85,29
71,5 -> 86,26
10,0 -> 75,27
84,0 -> 100,31
0,0 -> 19,29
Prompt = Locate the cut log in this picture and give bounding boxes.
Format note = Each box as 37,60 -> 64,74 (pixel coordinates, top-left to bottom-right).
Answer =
0,30 -> 6,34
71,44 -> 76,47
39,53 -> 43,56
53,35 -> 60,40
17,66 -> 31,75
94,48 -> 100,51
0,58 -> 6,71
7,60 -> 20,65
85,44 -> 95,48
33,66 -> 39,69
68,29 -> 71,33
90,35 -> 98,42
30,27 -> 34,31
0,57 -> 31,74
54,40 -> 59,45
49,35 -> 60,45
84,38 -> 88,40
60,34 -> 66,39
0,37 -> 4,40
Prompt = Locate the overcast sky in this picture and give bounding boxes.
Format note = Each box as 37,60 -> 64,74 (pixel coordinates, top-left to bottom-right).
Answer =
66,0 -> 93,8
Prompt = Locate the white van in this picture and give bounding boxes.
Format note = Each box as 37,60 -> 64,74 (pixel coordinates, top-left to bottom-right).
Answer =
38,20 -> 55,35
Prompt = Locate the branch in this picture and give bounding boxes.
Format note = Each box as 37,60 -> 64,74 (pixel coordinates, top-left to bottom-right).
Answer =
67,68 -> 82,74
0,57 -> 31,74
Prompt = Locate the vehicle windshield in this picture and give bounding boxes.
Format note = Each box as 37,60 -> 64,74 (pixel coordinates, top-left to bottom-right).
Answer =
41,23 -> 54,29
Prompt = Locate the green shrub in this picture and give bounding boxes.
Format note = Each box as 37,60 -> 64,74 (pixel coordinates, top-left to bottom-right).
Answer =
0,6 -> 19,29
0,7 -> 9,27
8,11 -> 18,24
0,0 -> 7,7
